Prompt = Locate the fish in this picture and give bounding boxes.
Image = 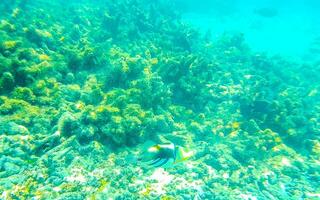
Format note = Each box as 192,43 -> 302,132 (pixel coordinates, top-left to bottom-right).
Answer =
254,7 -> 278,18
144,142 -> 194,168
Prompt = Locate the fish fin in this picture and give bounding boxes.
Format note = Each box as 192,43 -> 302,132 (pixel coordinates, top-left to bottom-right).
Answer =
148,157 -> 161,166
153,158 -> 169,168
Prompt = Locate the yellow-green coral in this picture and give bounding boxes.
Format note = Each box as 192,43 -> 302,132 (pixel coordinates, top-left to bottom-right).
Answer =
9,177 -> 39,199
2,40 -> 18,49
0,96 -> 32,114
0,20 -> 15,31
11,8 -> 20,18
33,78 -> 60,98
25,61 -> 53,76
160,196 -> 176,200
139,183 -> 152,197
38,54 -> 51,61
12,87 -> 36,102
97,105 -> 120,114
97,179 -> 109,192
112,115 -> 122,124
35,29 -> 53,38
311,141 -> 320,156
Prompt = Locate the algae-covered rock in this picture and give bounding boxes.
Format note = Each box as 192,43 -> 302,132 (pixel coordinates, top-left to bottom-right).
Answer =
25,26 -> 54,47
0,55 -> 11,72
0,19 -> 15,32
0,40 -> 21,53
0,122 -> 29,135
130,74 -> 172,109
65,72 -> 75,84
0,96 -> 32,115
61,84 -> 81,102
80,75 -> 104,105
203,144 -> 241,170
1,162 -> 21,177
58,112 -> 80,138
77,125 -> 96,145
100,116 -> 126,145
57,192 -> 84,200
12,87 -> 35,103
0,72 -> 15,93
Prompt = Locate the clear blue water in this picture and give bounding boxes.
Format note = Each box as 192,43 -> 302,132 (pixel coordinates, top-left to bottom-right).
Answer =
180,0 -> 320,60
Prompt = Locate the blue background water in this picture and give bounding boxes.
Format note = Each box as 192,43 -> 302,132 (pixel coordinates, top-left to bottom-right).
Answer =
178,0 -> 320,61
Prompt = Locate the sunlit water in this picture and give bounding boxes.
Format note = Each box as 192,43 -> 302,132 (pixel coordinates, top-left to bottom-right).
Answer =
180,0 -> 320,60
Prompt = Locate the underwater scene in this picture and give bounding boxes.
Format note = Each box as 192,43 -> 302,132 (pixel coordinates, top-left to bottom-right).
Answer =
0,0 -> 320,199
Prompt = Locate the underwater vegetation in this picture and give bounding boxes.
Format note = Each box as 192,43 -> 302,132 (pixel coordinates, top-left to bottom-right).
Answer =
0,0 -> 320,199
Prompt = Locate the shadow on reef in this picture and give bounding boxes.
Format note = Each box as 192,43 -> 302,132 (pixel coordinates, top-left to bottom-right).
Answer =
236,54 -> 320,155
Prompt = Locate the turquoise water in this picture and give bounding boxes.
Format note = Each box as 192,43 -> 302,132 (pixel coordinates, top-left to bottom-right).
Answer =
0,0 -> 320,199
180,0 -> 320,61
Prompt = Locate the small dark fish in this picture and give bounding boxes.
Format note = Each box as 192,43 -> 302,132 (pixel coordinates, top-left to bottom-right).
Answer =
254,7 -> 278,18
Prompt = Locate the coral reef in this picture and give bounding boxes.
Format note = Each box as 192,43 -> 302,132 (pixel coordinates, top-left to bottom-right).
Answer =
0,0 -> 319,199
